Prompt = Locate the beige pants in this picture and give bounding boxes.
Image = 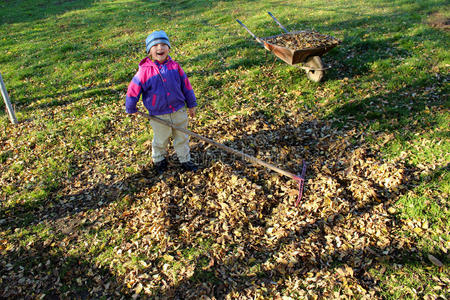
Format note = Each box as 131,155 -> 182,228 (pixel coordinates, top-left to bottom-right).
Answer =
150,108 -> 190,163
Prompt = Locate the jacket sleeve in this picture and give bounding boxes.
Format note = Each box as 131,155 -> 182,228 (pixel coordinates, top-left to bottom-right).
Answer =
125,71 -> 142,114
177,64 -> 197,108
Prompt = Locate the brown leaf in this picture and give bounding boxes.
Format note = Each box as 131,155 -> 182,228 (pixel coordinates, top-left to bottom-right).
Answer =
427,254 -> 444,268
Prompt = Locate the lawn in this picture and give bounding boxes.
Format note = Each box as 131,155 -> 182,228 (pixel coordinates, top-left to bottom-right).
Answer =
1,0 -> 449,298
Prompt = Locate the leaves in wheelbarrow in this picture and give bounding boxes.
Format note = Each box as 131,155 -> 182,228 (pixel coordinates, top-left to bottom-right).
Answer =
264,31 -> 340,50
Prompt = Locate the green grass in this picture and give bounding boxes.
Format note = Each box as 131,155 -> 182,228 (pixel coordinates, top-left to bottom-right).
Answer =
0,0 -> 449,298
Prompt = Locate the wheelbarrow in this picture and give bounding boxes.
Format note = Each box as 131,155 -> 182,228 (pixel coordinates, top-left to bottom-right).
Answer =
236,12 -> 340,82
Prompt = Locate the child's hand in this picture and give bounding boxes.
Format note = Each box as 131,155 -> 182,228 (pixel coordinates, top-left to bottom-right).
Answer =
188,107 -> 196,118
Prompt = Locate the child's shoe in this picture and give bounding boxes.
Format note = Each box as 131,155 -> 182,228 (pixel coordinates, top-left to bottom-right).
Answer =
181,161 -> 198,172
154,159 -> 168,175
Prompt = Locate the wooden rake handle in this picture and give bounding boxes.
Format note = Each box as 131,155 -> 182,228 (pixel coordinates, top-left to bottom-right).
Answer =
137,111 -> 307,205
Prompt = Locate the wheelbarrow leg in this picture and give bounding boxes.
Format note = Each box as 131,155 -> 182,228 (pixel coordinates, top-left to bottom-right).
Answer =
305,56 -> 324,82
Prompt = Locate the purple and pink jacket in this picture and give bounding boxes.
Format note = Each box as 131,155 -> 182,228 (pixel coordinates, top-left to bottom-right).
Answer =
125,56 -> 197,116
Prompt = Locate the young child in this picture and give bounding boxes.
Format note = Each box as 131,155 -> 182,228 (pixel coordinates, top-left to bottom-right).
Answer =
125,30 -> 198,174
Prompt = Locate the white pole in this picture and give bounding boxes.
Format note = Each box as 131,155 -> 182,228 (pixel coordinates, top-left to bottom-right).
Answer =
0,72 -> 18,124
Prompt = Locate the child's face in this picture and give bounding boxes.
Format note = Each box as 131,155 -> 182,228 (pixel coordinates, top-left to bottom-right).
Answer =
149,43 -> 170,63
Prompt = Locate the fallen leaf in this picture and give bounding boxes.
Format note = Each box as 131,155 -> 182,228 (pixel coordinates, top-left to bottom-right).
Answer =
427,254 -> 444,268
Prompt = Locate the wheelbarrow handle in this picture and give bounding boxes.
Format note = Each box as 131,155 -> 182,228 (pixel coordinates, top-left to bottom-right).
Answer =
236,19 -> 263,44
268,12 -> 289,33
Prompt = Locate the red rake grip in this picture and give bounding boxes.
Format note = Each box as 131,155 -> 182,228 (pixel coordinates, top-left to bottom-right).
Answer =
294,161 -> 307,207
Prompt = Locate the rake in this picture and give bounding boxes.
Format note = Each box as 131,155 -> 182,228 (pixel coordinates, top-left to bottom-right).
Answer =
137,111 -> 307,207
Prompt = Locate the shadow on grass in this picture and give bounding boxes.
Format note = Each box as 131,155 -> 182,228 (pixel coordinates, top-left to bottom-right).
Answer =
0,163 -> 158,230
151,159 -> 429,298
187,39 -> 272,78
0,0 -> 232,26
0,243 -> 124,298
328,75 -> 447,136
4,0 -> 446,113
136,86 -> 444,297
188,22 -> 417,83
227,2 -> 448,82
151,123 -> 446,298
162,242 -> 442,299
1,105 -> 443,297
127,110 -> 422,298
0,0 -> 96,25
16,81 -> 125,113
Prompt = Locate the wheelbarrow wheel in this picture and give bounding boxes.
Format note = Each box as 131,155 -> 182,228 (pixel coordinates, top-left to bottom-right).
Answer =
305,56 -> 324,82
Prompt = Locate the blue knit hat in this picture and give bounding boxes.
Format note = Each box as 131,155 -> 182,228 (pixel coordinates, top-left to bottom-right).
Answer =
145,30 -> 171,53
